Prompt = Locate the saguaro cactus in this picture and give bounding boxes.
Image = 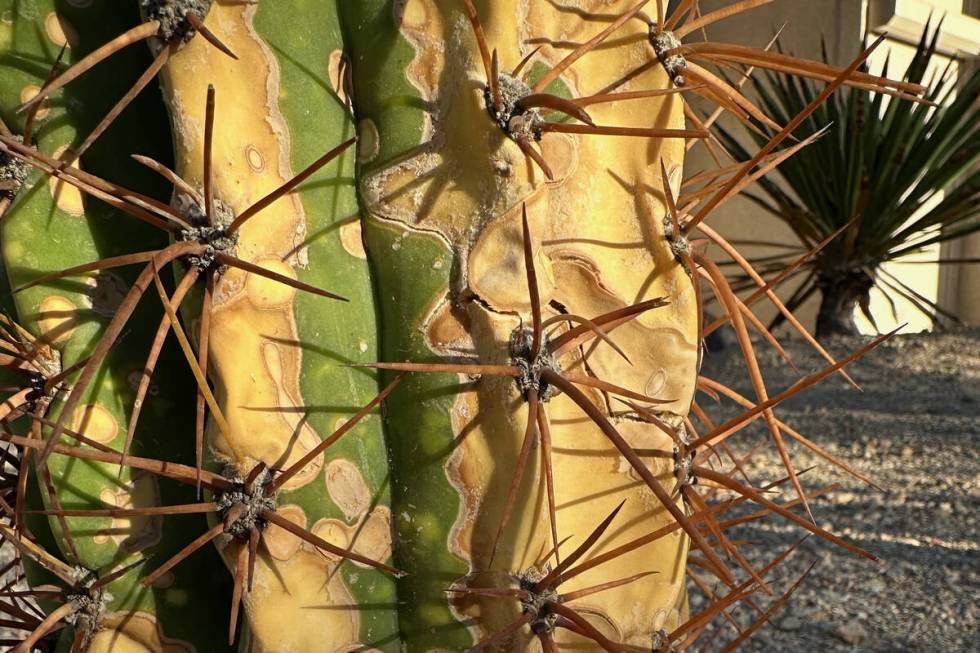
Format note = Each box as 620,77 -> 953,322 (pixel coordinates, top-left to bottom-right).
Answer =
0,1 -> 923,652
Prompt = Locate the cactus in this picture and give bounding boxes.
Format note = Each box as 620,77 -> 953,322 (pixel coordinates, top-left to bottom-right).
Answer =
150,1 -> 401,650
0,1 -> 926,652
0,2 -> 230,650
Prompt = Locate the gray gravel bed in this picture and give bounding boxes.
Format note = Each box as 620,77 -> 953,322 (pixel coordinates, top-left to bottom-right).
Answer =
693,328 -> 979,652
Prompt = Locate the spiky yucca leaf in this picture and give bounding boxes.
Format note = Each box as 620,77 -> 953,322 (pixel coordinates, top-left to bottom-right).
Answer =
716,26 -> 980,336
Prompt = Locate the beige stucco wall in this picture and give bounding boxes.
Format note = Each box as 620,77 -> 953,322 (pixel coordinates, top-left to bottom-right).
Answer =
953,236 -> 980,323
688,0 -> 864,334
960,1 -> 980,322
945,23 -> 980,323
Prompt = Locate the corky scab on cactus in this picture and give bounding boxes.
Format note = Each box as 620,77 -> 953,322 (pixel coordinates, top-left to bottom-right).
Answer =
4,1 -> 401,650
0,1 -> 926,652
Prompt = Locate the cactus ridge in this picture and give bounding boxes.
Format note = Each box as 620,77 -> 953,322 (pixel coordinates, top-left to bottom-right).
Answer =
0,81 -> 384,644
0,88 -> 353,475
0,1 -> 931,651
14,0 -> 236,168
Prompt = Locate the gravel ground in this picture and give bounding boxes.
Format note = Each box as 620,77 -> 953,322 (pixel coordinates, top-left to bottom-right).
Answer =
693,328 -> 980,652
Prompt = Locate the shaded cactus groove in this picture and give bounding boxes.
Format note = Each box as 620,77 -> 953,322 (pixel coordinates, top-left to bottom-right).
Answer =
0,1 -> 925,652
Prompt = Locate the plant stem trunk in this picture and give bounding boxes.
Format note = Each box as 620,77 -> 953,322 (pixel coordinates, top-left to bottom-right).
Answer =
816,275 -> 872,339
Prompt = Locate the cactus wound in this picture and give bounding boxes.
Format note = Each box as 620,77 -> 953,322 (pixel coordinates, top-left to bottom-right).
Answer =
142,0 -> 212,43
174,194 -> 238,271
649,29 -> 687,85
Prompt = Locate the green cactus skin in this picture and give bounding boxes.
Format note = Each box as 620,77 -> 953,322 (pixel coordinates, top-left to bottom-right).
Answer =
1,2 -> 229,650
363,222 -> 471,651
340,7 -> 476,647
153,2 -> 398,651
251,2 -> 399,650
338,7 -> 578,649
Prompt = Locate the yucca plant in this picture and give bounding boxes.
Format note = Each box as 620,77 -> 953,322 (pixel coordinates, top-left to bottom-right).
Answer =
717,26 -> 980,338
0,2 -> 928,651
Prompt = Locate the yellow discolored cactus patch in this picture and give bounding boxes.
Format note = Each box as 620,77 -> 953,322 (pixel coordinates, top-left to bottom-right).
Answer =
241,547 -> 359,653
327,49 -> 348,105
339,219 -> 367,259
88,612 -> 195,653
245,258 -> 298,310
47,147 -> 85,216
356,119 -> 380,163
151,4 -> 395,652
357,1 -> 699,646
43,11 -> 77,47
325,458 -> 371,522
36,294 -> 78,345
19,85 -> 49,118
92,472 -> 162,553
349,506 -> 394,567
158,2 -> 326,483
311,517 -> 350,563
71,403 -> 118,444
262,504 -> 308,560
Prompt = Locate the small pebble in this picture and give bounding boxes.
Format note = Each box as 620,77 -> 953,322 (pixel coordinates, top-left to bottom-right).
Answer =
833,619 -> 867,645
